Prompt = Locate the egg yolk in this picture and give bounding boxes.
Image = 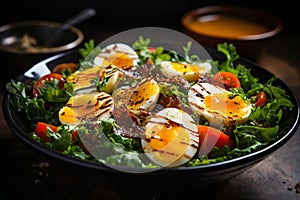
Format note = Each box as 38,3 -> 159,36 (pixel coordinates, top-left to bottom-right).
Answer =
168,62 -> 210,82
145,123 -> 191,163
59,106 -> 81,125
102,53 -> 134,69
203,92 -> 249,118
171,62 -> 199,74
60,94 -> 100,125
128,80 -> 159,110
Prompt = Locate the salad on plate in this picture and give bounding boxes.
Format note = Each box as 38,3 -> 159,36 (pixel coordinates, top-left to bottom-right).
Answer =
5,36 -> 295,170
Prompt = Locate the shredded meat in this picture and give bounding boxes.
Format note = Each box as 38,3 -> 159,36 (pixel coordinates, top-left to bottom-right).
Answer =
112,105 -> 145,138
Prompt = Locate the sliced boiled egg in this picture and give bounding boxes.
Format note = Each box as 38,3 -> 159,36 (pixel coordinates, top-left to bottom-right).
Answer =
94,43 -> 139,69
67,65 -> 123,95
112,86 -> 132,109
160,61 -> 212,82
112,79 -> 160,115
141,107 -> 199,167
59,92 -> 114,125
188,82 -> 252,127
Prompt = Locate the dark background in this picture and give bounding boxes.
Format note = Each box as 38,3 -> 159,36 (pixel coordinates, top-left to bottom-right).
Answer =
1,1 -> 300,199
1,0 -> 298,83
0,0 -> 298,32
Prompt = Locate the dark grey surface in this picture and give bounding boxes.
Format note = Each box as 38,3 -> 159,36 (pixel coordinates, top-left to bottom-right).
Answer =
1,4 -> 300,199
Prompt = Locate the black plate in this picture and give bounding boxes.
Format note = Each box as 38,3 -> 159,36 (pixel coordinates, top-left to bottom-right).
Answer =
2,49 -> 300,191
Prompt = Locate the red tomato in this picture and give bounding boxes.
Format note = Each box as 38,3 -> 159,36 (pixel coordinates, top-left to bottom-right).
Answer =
35,122 -> 58,142
197,125 -> 234,155
71,130 -> 78,141
33,73 -> 65,97
52,62 -> 77,74
255,91 -> 268,107
211,71 -> 241,90
147,47 -> 157,53
35,122 -> 77,142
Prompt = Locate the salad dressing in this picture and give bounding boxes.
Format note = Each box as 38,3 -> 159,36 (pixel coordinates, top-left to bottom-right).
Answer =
188,14 -> 271,38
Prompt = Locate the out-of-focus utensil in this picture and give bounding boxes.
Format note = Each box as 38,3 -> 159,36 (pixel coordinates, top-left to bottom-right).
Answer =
56,8 -> 96,33
24,52 -> 65,79
45,8 -> 96,46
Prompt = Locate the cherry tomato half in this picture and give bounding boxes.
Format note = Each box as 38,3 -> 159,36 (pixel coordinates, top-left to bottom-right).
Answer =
33,73 -> 65,97
52,62 -> 77,74
211,71 -> 241,90
255,91 -> 268,107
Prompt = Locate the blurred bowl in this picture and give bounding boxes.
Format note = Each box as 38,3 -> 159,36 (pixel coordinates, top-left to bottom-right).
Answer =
181,5 -> 283,60
0,20 -> 84,79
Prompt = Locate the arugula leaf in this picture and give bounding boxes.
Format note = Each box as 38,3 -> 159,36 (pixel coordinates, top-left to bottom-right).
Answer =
36,80 -> 73,103
183,41 -> 201,63
78,39 -> 101,70
217,42 -> 239,69
132,36 -> 151,51
236,125 -> 279,143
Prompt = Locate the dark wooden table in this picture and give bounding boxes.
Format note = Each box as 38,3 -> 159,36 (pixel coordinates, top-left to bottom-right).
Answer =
1,22 -> 300,200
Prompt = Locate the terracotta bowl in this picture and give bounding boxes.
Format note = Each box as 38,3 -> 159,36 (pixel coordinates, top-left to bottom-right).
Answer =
181,5 -> 283,60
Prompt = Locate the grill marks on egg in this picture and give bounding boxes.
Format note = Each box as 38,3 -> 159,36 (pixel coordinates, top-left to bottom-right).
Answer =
188,82 -> 252,126
69,65 -> 122,95
69,66 -> 103,94
141,108 -> 199,167
113,79 -> 160,116
59,92 -> 114,125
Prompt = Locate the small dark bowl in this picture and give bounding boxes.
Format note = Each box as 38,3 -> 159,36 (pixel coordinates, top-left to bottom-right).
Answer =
0,20 -> 84,79
181,5 -> 283,60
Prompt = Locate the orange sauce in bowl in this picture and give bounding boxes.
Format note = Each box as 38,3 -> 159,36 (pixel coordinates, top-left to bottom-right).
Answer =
187,14 -> 272,39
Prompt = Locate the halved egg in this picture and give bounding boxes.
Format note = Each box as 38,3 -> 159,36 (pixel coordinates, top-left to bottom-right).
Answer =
160,61 -> 212,82
112,79 -> 160,115
67,65 -> 123,95
141,107 -> 199,167
94,43 -> 139,69
188,82 -> 252,127
59,92 -> 114,125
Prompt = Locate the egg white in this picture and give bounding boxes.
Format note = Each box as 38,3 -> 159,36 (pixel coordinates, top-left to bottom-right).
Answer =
188,82 -> 252,127
59,92 -> 114,125
94,43 -> 139,69
67,65 -> 123,95
160,61 -> 212,82
141,107 -> 199,168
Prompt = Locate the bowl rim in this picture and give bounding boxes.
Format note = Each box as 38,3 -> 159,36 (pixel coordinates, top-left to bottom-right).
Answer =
181,5 -> 284,41
0,20 -> 84,54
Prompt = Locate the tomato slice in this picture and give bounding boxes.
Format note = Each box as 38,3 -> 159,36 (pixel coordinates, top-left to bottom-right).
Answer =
211,71 -> 241,90
197,125 -> 234,155
33,73 -> 65,97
